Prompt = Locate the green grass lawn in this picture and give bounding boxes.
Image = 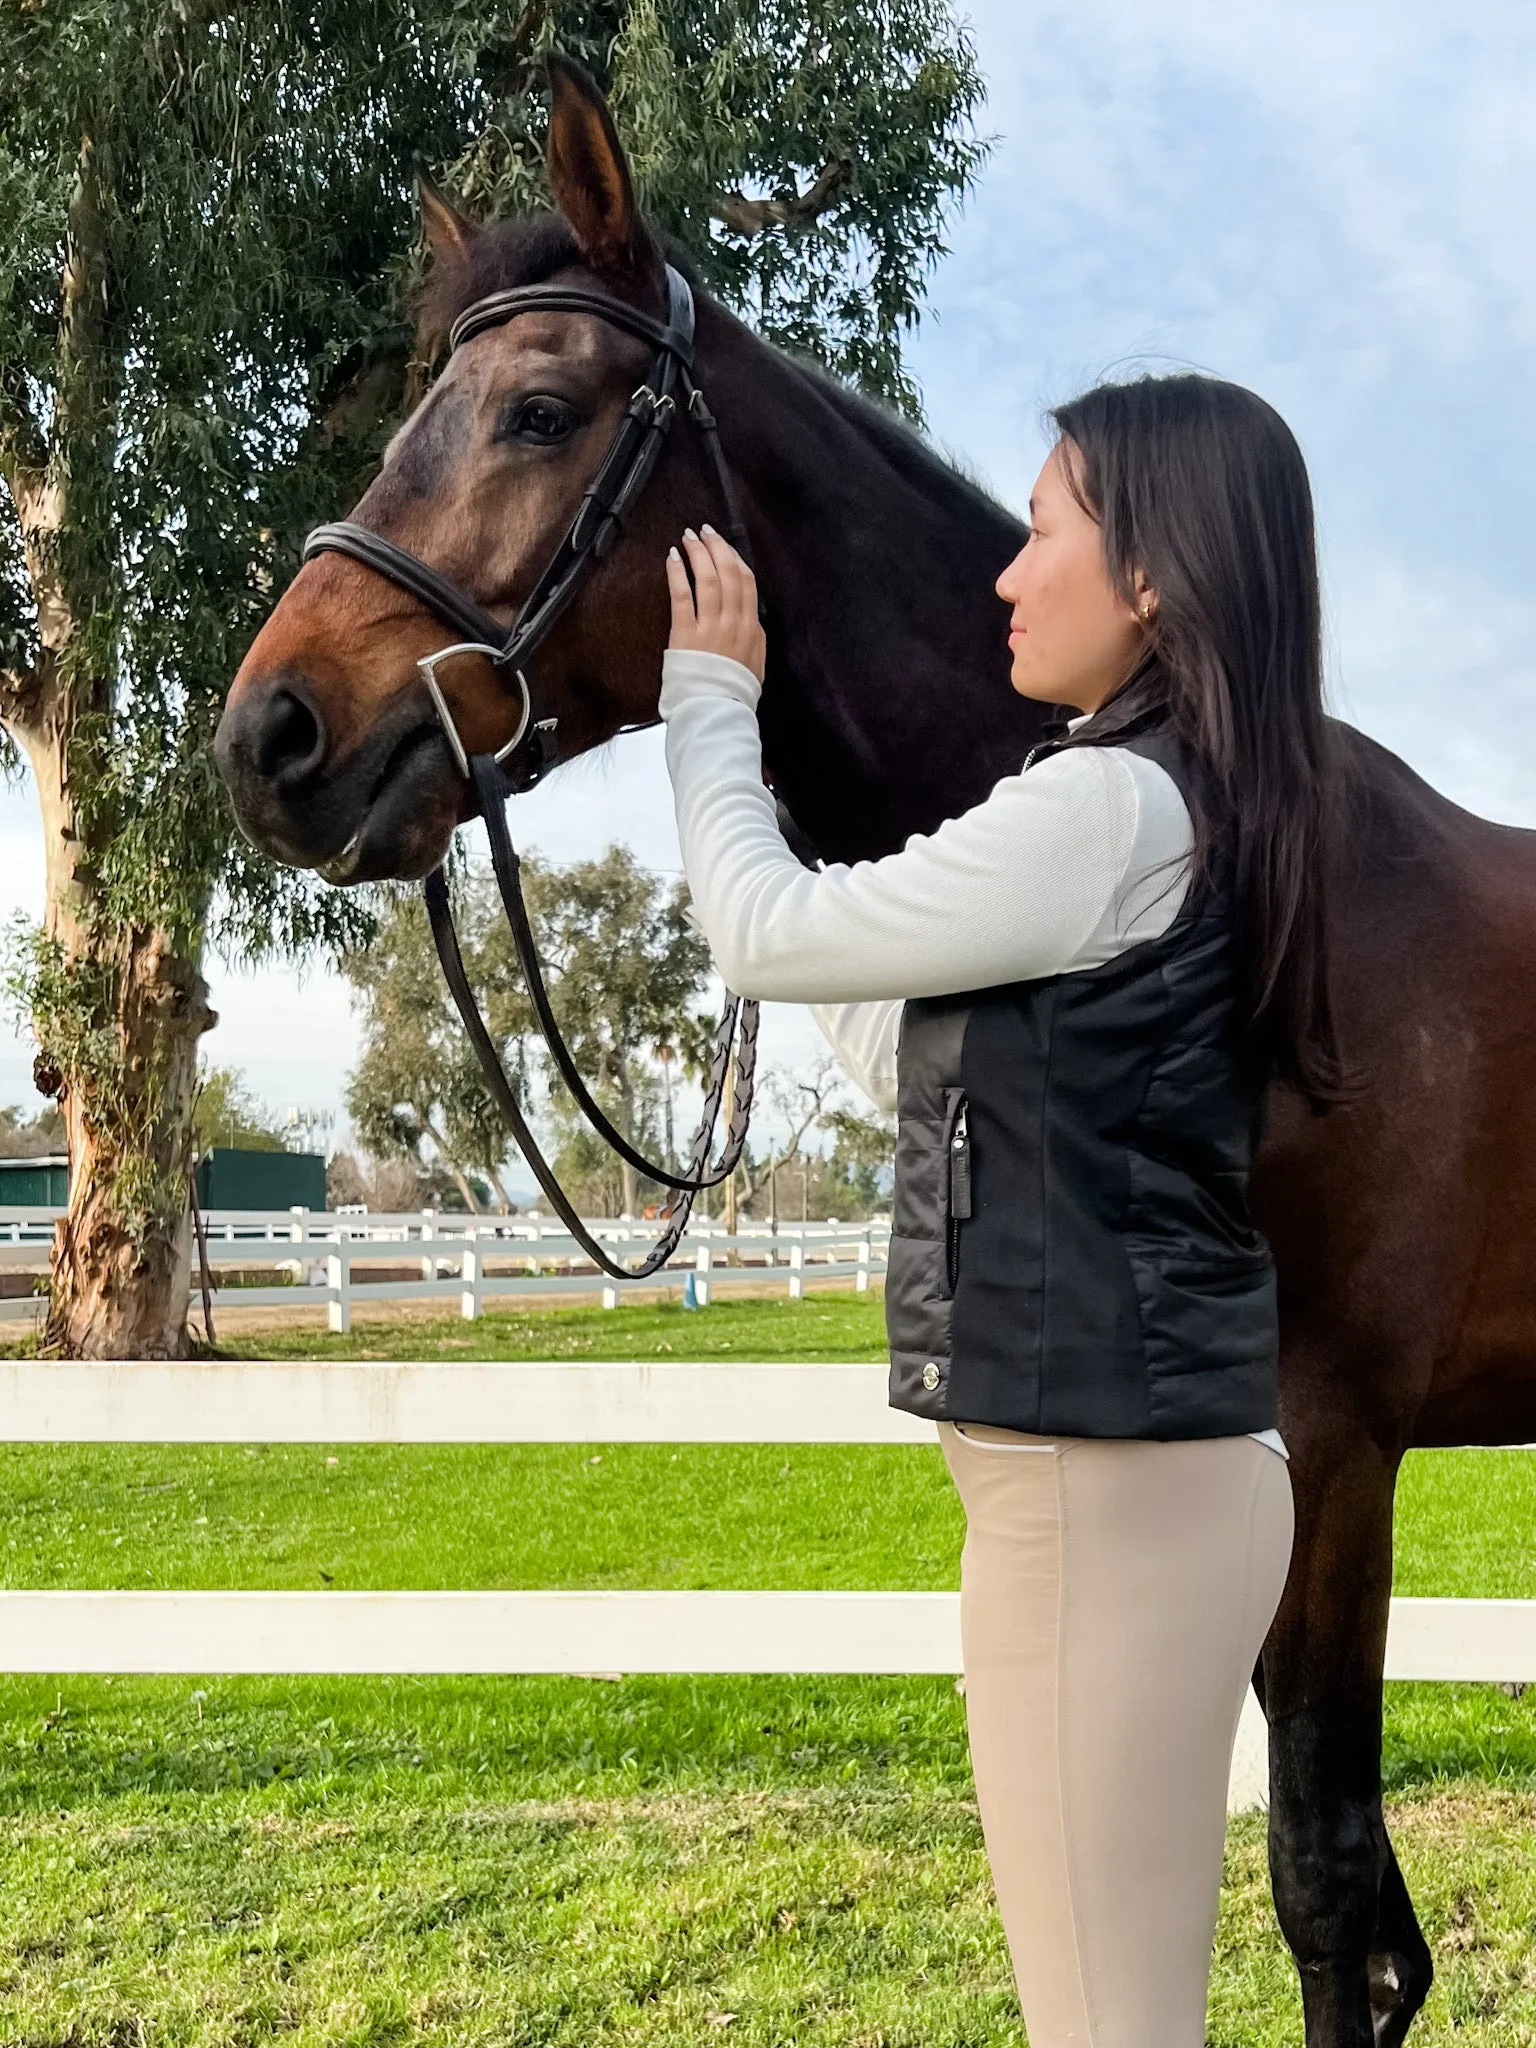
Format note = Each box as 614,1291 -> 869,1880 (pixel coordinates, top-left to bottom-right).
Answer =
229,1289 -> 891,1363
3,1292 -> 1536,2042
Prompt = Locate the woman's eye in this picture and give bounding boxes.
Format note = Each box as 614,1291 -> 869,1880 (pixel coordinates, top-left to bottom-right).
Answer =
500,396 -> 578,445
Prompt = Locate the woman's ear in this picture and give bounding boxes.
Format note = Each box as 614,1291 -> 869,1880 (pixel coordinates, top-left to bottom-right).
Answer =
1131,566 -> 1159,625
545,52 -> 658,280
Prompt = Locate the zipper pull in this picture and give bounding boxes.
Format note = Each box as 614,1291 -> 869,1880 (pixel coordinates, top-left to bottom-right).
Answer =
949,1103 -> 972,1220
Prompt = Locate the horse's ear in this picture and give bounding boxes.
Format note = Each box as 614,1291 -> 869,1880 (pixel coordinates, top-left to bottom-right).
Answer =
545,53 -> 656,278
417,171 -> 479,268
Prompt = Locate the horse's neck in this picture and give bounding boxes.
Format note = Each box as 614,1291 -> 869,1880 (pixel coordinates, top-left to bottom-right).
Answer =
707,311 -> 1046,864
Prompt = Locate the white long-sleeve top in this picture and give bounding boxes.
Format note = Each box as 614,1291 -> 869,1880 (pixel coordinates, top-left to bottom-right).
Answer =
659,646 -> 1286,1458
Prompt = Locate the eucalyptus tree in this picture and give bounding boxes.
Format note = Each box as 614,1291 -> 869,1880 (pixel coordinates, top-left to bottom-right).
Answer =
0,0 -> 984,1353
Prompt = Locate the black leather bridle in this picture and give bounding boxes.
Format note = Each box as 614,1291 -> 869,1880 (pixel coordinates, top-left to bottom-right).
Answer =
302,264 -> 759,1279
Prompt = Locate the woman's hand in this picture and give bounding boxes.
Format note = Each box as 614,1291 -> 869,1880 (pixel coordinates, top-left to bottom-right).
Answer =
666,525 -> 766,683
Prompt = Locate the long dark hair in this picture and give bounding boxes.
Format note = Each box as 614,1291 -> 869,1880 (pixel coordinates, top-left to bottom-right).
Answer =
1051,372 -> 1347,1104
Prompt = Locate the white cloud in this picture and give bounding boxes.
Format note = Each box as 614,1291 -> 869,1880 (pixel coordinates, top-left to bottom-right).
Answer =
1330,555 -> 1536,826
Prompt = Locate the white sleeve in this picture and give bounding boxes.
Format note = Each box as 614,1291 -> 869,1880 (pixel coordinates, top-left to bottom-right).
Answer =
660,649 -> 1193,1006
809,1000 -> 901,1113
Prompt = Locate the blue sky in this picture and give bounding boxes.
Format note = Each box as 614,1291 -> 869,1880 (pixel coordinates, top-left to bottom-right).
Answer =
3,0 -> 1534,1139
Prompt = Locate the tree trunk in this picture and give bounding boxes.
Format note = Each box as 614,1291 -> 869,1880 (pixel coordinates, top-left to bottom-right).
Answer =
2,136 -> 214,1359
420,1115 -> 483,1214
23,680 -> 213,1359
44,926 -> 214,1360
12,703 -> 214,1358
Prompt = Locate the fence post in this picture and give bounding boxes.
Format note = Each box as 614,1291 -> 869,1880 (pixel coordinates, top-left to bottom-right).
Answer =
789,1240 -> 805,1302
461,1238 -> 481,1321
326,1244 -> 351,1334
420,1209 -> 437,1285
694,1240 -> 712,1307
601,1282 -> 620,1310
289,1206 -> 307,1246
857,1233 -> 871,1293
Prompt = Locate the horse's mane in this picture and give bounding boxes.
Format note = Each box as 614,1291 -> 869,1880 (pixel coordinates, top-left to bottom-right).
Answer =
417,211 -> 1011,526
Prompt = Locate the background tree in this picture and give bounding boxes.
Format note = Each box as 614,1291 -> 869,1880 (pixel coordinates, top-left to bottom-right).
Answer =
515,847 -> 712,1217
192,1067 -> 288,1155
729,1067 -> 895,1223
0,1 -> 983,1353
341,885 -> 523,1215
343,847 -> 714,1217
0,1102 -> 66,1160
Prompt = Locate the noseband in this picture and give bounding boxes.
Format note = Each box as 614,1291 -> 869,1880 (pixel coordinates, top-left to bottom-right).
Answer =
301,264 -> 760,1279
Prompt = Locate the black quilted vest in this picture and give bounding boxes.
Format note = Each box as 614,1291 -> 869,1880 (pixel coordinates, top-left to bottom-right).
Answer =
884,720 -> 1278,1439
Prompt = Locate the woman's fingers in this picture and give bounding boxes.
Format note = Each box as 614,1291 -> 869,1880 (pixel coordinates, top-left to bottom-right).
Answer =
665,545 -> 696,634
701,526 -> 753,631
682,528 -> 721,630
666,526 -> 766,681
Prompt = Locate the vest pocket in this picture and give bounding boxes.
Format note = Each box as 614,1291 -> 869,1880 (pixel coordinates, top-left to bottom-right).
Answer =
944,1088 -> 971,1295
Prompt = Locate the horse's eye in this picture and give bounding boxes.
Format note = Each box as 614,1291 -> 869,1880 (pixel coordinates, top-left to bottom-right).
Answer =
498,395 -> 579,446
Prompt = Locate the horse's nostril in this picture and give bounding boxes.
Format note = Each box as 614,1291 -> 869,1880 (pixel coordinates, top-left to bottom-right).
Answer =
253,686 -> 327,786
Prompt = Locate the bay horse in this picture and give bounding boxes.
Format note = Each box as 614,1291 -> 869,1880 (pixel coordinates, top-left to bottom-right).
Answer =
214,55 -> 1536,2047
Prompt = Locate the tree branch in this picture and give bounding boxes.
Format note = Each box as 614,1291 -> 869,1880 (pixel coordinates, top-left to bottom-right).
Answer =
712,159 -> 852,237
738,1067 -> 838,1203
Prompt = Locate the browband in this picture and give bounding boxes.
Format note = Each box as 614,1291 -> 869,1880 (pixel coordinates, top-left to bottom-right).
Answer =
449,278 -> 695,362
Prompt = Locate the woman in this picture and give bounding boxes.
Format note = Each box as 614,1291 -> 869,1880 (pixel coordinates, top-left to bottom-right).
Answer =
660,373 -> 1336,2046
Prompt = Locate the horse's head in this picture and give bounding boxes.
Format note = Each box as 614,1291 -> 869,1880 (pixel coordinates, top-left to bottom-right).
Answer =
216,57 -> 718,883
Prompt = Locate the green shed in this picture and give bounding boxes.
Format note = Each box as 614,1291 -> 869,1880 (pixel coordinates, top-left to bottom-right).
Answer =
0,1155 -> 69,1206
194,1148 -> 327,1212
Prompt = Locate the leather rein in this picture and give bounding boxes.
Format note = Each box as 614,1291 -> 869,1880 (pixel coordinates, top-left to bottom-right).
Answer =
303,264 -> 759,1280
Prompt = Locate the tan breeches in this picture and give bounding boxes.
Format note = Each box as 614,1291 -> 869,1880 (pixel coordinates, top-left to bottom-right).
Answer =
939,1420 -> 1294,2048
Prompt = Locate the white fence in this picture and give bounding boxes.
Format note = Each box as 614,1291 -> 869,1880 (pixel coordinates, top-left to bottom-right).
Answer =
2,1358 -> 1534,1813
0,1207 -> 890,1327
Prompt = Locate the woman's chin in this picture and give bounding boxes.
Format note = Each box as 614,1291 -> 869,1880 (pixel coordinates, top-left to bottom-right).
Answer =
1009,666 -> 1066,707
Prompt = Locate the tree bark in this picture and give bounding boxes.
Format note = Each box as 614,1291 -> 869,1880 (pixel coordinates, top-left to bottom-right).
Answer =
42,926 -> 214,1360
12,642 -> 214,1358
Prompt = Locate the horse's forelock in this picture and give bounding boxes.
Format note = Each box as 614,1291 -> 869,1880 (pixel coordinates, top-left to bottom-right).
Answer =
416,211 -> 703,343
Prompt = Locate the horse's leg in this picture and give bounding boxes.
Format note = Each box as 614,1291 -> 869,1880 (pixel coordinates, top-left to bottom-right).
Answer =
1366,1839 -> 1434,2045
1251,1654 -> 1432,2046
1261,1418 -> 1418,2047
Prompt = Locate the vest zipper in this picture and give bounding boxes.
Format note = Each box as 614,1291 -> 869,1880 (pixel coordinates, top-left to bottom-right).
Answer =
945,1091 -> 971,1293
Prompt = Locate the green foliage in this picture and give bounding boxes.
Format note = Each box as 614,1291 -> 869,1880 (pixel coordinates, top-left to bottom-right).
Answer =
192,1064 -> 287,1154
456,0 -> 989,414
821,1099 -> 896,1212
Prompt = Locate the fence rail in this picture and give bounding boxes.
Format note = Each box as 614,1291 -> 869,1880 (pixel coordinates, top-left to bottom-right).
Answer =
0,1208 -> 891,1325
0,1359 -> 1531,1814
